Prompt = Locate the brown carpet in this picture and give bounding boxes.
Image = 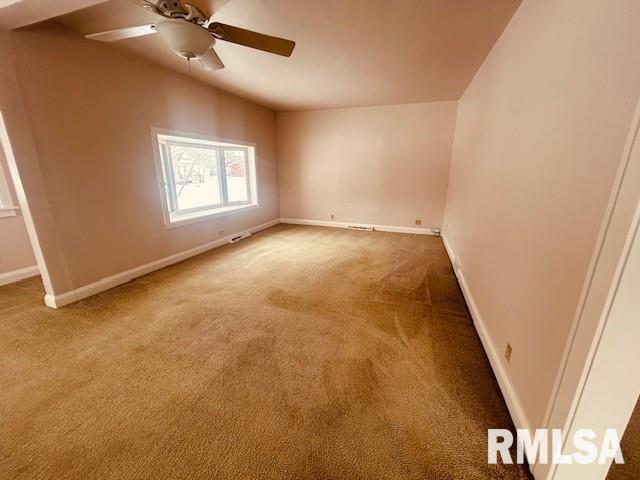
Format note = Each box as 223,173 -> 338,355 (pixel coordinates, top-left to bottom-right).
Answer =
0,224 -> 531,479
607,398 -> 640,479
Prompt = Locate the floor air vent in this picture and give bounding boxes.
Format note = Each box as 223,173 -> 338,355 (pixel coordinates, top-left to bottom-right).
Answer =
229,232 -> 251,243
346,225 -> 374,232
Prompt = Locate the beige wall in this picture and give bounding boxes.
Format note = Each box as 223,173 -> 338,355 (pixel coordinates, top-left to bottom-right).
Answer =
8,23 -> 279,293
443,0 -> 640,428
277,102 -> 457,229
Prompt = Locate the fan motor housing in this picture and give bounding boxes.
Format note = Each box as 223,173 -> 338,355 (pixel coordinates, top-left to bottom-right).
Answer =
156,20 -> 213,59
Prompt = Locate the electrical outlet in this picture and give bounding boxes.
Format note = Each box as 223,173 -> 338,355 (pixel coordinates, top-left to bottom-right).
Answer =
330,214 -> 335,219
505,343 -> 513,363
415,219 -> 422,226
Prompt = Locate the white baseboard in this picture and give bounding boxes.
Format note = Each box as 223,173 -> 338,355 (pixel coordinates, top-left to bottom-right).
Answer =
40,221 -> 531,434
43,218 -> 438,308
44,218 -> 280,309
280,217 -> 439,235
441,233 -> 457,269
0,265 -> 39,287
441,234 -> 531,436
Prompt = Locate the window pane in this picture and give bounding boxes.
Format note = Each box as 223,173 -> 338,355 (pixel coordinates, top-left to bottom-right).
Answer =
169,144 -> 221,211
223,149 -> 249,203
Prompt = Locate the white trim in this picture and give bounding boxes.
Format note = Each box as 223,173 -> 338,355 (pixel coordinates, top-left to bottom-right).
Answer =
43,218 -> 442,308
0,205 -> 18,218
441,233 -> 456,269
540,98 -> 640,453
0,111 -> 56,296
552,205 -> 640,479
442,233 -> 531,435
280,218 -> 440,235
539,98 -> 640,480
44,218 -> 280,308
0,265 -> 38,287
0,148 -> 14,207
290,216 -> 529,435
164,203 -> 259,229
150,127 -> 260,230
152,127 -> 258,150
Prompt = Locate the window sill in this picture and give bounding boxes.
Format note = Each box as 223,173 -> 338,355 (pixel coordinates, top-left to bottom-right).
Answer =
0,206 -> 19,218
165,203 -> 259,229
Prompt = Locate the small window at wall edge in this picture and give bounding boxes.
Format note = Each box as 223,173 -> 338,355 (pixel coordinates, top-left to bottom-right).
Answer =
151,128 -> 259,229
0,111 -> 19,218
0,159 -> 14,209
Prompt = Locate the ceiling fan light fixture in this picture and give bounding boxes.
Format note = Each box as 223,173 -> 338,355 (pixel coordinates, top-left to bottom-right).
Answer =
85,2 -> 296,74
156,19 -> 213,59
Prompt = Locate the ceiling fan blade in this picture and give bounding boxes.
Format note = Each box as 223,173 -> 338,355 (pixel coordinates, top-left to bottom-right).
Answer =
86,24 -> 157,42
207,22 -> 295,57
198,48 -> 225,71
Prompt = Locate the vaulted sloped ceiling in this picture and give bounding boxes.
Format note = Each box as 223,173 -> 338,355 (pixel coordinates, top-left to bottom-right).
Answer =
0,0 -> 105,29
2,0 -> 522,111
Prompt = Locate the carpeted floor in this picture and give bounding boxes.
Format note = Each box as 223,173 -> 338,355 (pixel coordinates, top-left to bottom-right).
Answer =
0,224 -> 531,479
607,398 -> 640,479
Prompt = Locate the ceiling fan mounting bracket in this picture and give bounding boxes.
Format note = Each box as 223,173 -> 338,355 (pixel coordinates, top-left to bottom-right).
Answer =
143,0 -> 208,26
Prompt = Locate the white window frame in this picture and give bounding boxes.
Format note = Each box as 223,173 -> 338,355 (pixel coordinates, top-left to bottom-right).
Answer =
0,127 -> 18,219
151,127 -> 259,229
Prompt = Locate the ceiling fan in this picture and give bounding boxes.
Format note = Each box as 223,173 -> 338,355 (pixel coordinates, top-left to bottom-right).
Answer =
84,0 -> 296,71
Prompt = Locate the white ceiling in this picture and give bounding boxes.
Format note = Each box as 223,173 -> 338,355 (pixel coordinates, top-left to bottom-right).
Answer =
4,0 -> 522,111
0,0 -> 105,29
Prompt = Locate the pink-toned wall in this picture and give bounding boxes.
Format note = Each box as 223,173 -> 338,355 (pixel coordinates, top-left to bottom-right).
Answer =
277,102 -> 457,229
7,23 -> 279,293
0,27 -> 67,293
443,0 -> 640,428
0,214 -> 35,275
0,212 -> 35,275
0,150 -> 35,275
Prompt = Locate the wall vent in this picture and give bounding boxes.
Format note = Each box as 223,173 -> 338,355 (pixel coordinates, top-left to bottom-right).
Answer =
229,232 -> 251,243
346,225 -> 374,232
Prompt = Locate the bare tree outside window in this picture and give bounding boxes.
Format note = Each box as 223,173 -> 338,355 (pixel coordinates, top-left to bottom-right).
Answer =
155,132 -> 256,226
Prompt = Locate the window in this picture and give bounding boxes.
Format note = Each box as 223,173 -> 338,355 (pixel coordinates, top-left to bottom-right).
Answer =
0,155 -> 14,217
153,130 -> 258,227
0,111 -> 19,218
